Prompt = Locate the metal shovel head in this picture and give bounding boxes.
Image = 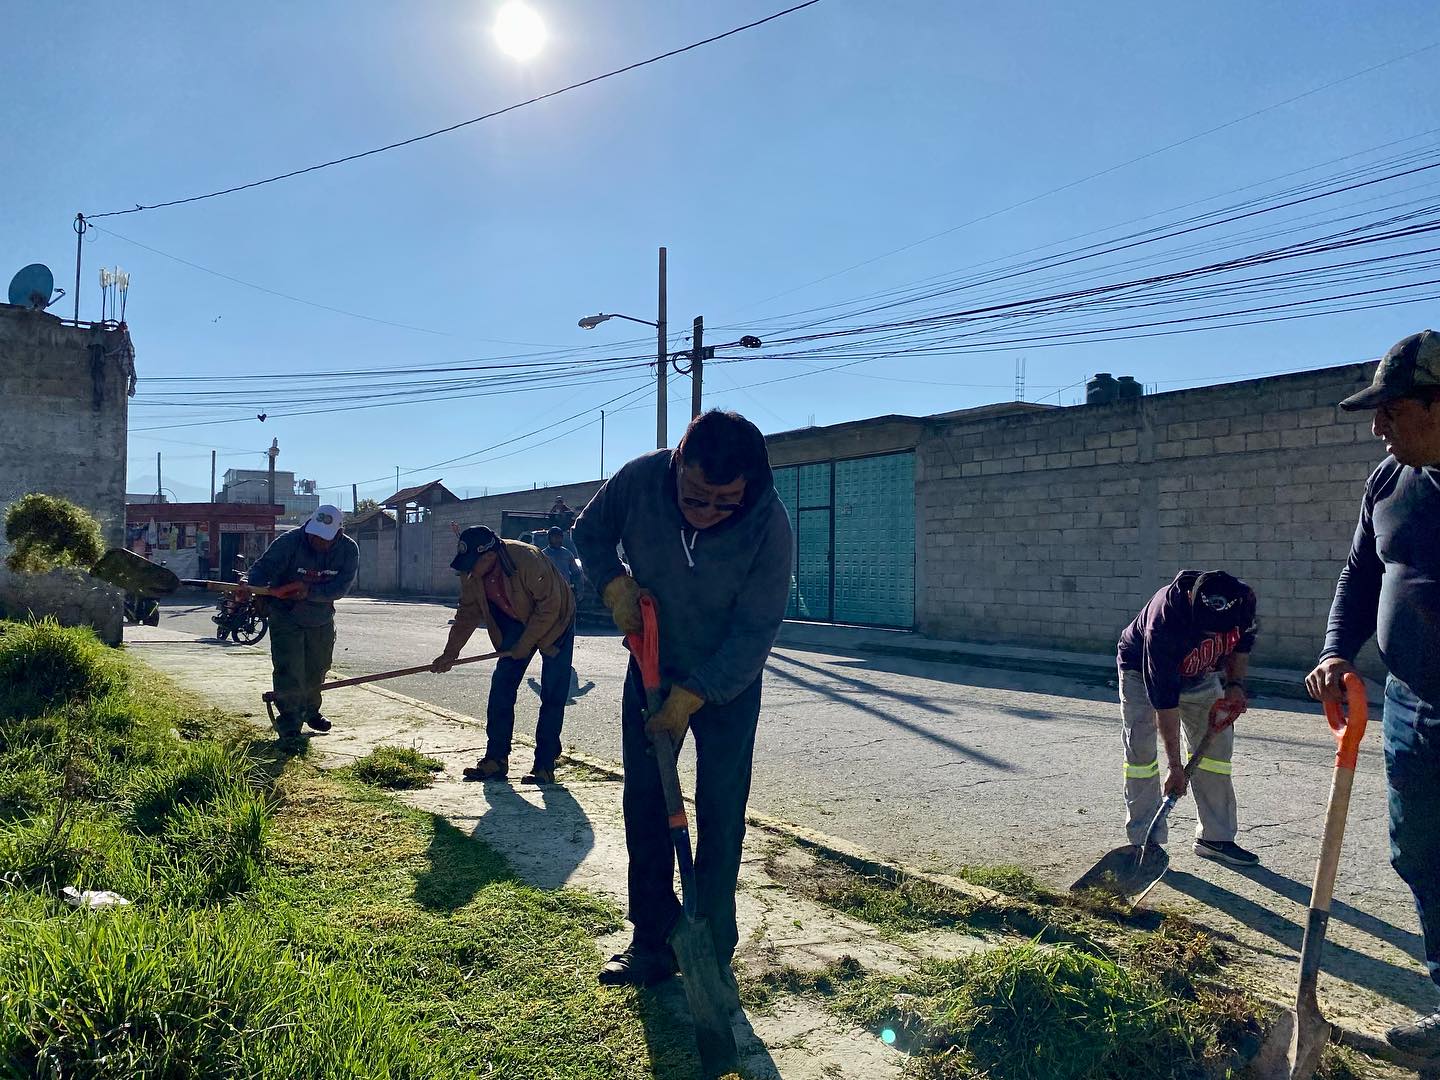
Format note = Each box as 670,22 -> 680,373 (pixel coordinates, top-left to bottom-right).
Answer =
1069,843 -> 1169,906
669,914 -> 740,1079
1249,1005 -> 1329,1080
90,548 -> 180,597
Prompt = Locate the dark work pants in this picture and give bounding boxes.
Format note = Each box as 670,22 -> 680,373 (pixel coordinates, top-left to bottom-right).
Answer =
268,615 -> 335,731
485,611 -> 575,770
621,662 -> 762,964
1384,675 -> 1440,992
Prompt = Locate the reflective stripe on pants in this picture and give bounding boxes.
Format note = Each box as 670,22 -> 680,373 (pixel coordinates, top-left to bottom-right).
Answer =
1120,669 -> 1238,846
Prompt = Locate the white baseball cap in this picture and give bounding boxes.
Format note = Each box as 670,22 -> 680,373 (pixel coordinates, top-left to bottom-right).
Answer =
305,505 -> 343,541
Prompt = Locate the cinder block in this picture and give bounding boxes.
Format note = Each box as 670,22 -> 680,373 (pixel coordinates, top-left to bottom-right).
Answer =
1245,432 -> 1282,451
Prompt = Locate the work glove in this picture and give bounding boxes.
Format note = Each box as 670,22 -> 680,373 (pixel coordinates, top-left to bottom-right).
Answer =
431,654 -> 457,674
645,685 -> 705,742
603,575 -> 643,635
505,644 -> 533,661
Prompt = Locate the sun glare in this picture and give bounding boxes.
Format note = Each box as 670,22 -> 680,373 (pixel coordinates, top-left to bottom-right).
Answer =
493,2 -> 547,61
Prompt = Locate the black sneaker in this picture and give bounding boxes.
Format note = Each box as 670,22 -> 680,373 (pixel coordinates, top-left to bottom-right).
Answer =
597,945 -> 679,987
1387,1010 -> 1440,1059
305,714 -> 332,733
1195,839 -> 1260,867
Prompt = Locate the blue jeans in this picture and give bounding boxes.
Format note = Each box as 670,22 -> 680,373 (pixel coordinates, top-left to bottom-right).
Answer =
485,612 -> 574,771
1384,675 -> 1440,991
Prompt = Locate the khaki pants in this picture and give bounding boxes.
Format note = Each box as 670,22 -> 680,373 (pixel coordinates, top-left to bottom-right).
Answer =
1120,669 -> 1236,846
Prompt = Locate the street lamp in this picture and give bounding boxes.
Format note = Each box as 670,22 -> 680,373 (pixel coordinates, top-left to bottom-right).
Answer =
578,312 -> 656,331
578,247 -> 668,449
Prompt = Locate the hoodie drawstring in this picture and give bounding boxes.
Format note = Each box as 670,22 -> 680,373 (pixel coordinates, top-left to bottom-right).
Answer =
680,528 -> 697,569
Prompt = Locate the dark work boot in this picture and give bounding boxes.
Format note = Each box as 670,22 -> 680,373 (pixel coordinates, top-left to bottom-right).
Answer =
597,943 -> 678,987
305,714 -> 332,733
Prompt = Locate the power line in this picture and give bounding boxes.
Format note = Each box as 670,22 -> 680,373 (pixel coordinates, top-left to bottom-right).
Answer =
90,224 -> 556,346
736,40 -> 1440,312
85,0 -> 824,219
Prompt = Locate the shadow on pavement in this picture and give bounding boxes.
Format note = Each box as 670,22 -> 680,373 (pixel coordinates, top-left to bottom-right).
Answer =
1242,863 -> 1426,962
528,670 -> 596,704
432,779 -> 598,894
634,980 -> 782,1080
1164,869 -> 1435,1009
767,653 -> 1015,772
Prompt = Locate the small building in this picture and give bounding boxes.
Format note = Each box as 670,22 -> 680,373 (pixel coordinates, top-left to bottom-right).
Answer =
218,468 -> 320,525
125,500 -> 282,582
0,301 -> 136,643
383,480 -> 460,594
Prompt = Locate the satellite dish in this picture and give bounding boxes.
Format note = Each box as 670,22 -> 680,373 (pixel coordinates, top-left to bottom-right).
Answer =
8,264 -> 55,309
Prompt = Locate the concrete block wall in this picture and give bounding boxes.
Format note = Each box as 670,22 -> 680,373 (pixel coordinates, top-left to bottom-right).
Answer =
0,306 -> 134,644
424,480 -> 603,593
916,363 -> 1384,670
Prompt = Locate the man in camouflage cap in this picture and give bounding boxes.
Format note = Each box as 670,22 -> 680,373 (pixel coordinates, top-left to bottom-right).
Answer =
1308,329 -> 1440,1059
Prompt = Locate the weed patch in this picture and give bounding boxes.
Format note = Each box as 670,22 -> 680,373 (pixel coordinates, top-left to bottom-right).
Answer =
0,618 -> 127,718
2,493 -> 104,574
352,745 -> 443,790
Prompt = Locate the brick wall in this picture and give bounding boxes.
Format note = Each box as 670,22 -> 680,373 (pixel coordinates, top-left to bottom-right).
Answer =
0,306 -> 134,644
916,363 -> 1384,671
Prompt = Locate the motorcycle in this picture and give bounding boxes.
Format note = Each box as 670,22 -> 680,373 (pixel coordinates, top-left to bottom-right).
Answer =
213,586 -> 269,645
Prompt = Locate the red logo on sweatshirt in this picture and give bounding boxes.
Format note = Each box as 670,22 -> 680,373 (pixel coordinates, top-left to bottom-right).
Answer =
1181,628 -> 1241,678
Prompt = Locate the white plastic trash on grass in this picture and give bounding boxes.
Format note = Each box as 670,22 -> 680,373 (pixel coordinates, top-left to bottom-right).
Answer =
62,886 -> 130,910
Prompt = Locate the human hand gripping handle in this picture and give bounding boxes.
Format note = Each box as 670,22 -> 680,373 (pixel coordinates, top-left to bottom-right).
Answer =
603,575 -> 644,636
624,596 -> 694,853
1156,697 -> 1246,820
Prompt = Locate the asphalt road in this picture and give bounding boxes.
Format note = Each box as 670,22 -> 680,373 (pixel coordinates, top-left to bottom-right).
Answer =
154,593 -> 1433,1029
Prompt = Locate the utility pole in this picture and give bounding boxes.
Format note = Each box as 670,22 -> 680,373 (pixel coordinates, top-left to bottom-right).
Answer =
266,439 -> 279,510
73,214 -> 86,323
210,450 -> 217,502
352,484 -> 359,515
600,409 -> 606,479
155,452 -> 162,501
394,466 -> 402,593
656,247 -> 668,449
690,315 -> 704,419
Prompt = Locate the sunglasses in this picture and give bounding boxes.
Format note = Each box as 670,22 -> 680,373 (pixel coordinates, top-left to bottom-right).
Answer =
681,495 -> 744,512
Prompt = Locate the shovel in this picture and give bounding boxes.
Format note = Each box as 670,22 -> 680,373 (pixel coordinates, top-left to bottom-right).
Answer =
626,594 -> 741,1080
91,548 -> 279,597
1070,696 -> 1244,906
260,651 -> 500,725
1251,672 -> 1369,1080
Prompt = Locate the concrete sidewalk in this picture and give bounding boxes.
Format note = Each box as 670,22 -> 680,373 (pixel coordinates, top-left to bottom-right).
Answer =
127,625 -> 992,1080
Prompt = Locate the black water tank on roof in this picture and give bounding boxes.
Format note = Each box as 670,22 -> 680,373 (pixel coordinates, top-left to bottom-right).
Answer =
1115,375 -> 1142,400
1086,372 -> 1119,405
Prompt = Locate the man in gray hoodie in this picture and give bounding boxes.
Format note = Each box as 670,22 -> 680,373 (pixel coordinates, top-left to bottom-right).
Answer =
575,410 -> 793,989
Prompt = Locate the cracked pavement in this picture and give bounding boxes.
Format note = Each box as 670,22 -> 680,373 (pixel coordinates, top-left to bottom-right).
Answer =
150,595 -> 1434,1041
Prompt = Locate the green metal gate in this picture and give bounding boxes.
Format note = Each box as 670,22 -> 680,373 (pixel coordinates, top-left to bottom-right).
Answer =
773,451 -> 915,628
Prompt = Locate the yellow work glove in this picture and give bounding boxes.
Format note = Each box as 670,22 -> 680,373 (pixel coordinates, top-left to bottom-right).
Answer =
603,575 -> 643,635
645,686 -> 705,741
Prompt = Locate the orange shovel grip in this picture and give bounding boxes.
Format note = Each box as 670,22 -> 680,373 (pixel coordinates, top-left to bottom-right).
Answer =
1324,672 -> 1369,770
623,594 -> 662,695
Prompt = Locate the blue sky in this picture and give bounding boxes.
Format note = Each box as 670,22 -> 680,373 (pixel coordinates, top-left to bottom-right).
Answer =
6,0 -> 1440,505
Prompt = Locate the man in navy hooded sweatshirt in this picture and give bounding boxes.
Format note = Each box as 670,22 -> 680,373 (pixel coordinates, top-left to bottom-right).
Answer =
575,410 -> 793,992
1117,569 -> 1259,867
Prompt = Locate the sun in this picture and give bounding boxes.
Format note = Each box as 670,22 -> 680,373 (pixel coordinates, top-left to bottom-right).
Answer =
493,2 -> 547,61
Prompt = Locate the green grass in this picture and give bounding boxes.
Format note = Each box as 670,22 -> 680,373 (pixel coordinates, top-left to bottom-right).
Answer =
0,620 -> 697,1079
351,745 -> 444,790
2,493 -> 104,574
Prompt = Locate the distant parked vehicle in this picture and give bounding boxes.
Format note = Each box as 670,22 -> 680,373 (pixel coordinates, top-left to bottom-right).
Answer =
213,586 -> 268,645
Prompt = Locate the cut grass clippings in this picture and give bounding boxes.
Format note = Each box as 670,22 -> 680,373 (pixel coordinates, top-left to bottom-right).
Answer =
764,845 -> 1271,1079
0,619 -> 693,1079
351,745 -> 443,790
2,493 -> 104,575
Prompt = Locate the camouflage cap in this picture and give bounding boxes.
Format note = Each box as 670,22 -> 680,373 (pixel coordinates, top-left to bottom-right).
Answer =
1340,329 -> 1440,411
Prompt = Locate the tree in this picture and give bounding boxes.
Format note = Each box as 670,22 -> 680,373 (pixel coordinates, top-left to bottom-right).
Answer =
348,499 -> 380,521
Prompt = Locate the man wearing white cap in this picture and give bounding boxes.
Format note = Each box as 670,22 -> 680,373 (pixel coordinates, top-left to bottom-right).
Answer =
247,504 -> 359,740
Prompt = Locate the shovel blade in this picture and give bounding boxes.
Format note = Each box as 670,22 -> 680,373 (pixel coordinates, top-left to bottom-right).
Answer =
1069,844 -> 1169,906
90,549 -> 180,597
670,915 -> 740,1080
1250,1007 -> 1330,1080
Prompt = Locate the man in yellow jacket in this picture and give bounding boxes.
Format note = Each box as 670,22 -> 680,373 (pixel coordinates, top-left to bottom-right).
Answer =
431,525 -> 576,785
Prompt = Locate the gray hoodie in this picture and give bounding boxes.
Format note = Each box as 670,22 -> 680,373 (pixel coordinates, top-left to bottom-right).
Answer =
574,449 -> 793,705
247,527 -> 359,628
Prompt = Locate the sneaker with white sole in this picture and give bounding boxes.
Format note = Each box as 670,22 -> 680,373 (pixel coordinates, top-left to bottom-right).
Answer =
1387,1009 -> 1440,1059
1194,839 -> 1259,867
